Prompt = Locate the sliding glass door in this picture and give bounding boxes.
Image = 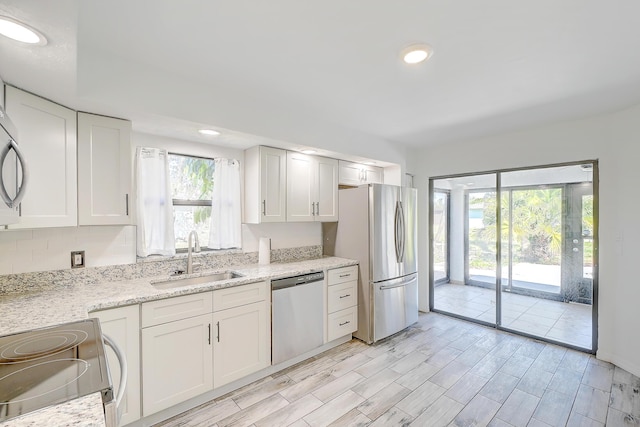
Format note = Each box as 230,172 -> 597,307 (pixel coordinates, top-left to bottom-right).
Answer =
430,162 -> 597,352
432,174 -> 497,325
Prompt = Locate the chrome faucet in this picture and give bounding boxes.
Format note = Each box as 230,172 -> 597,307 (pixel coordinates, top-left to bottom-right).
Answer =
187,231 -> 201,274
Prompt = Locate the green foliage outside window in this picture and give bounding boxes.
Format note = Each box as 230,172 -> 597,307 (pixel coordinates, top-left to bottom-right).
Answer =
169,154 -> 216,249
469,188 -> 563,269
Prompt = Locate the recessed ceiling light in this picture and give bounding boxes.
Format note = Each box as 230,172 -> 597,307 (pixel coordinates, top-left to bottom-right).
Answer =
301,149 -> 317,154
401,44 -> 433,65
198,129 -> 220,136
0,16 -> 47,45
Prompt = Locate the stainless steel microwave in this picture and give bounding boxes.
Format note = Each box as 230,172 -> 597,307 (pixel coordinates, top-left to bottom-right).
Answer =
0,103 -> 28,225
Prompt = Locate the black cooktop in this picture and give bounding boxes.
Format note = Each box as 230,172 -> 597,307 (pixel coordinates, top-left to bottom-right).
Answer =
0,318 -> 112,422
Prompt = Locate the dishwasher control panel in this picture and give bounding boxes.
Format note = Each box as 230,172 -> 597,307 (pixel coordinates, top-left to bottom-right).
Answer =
271,271 -> 324,290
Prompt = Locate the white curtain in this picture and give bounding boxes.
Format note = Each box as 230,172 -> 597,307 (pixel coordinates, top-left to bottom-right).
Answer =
209,158 -> 241,249
136,147 -> 176,257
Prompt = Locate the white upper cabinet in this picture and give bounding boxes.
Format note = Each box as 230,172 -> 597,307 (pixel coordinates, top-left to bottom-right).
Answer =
287,152 -> 338,222
286,152 -> 314,221
244,146 -> 286,223
315,156 -> 339,221
363,166 -> 383,184
77,112 -> 132,225
338,160 -> 383,186
5,86 -> 77,228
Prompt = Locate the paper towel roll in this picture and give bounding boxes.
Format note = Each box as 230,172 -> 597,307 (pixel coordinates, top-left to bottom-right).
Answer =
259,237 -> 271,265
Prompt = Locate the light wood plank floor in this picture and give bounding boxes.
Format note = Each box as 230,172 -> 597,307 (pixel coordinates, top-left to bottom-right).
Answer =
155,312 -> 638,427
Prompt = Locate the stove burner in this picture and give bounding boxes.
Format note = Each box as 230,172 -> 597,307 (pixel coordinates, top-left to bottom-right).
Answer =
0,330 -> 89,364
0,358 -> 89,404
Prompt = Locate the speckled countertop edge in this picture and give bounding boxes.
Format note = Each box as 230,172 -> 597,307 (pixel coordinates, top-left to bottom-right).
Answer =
0,394 -> 105,427
0,256 -> 358,427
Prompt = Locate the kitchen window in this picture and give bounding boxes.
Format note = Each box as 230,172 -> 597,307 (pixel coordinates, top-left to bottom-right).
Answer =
168,153 -> 215,250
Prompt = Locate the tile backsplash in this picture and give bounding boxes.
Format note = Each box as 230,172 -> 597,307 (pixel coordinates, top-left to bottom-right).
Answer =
0,226 -> 136,275
0,222 -> 323,276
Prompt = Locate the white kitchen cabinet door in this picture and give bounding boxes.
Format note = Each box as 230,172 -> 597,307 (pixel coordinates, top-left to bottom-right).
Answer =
5,86 -> 77,228
142,314 -> 213,416
212,300 -> 270,388
244,146 -> 286,223
78,113 -> 132,225
338,160 -> 383,186
91,305 -> 141,426
364,167 -> 383,184
286,151 -> 315,222
338,160 -> 365,186
315,156 -> 338,221
287,152 -> 338,222
327,306 -> 358,341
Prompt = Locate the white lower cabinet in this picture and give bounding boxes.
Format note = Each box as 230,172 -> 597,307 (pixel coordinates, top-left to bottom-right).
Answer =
140,282 -> 270,416
141,313 -> 213,416
90,305 -> 141,426
213,300 -> 269,387
327,265 -> 358,341
327,306 -> 358,341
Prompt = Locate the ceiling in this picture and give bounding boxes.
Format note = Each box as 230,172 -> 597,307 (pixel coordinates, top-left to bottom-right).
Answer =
1,0 -> 640,165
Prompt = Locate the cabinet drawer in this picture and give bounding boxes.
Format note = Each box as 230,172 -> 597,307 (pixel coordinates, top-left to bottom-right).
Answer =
328,265 -> 358,285
328,280 -> 357,314
213,281 -> 268,312
327,306 -> 358,341
142,292 -> 213,328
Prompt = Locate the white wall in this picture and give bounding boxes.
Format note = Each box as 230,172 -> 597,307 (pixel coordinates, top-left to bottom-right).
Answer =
409,103 -> 640,377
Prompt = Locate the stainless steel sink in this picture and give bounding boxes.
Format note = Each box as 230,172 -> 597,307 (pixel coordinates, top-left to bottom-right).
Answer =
152,271 -> 243,290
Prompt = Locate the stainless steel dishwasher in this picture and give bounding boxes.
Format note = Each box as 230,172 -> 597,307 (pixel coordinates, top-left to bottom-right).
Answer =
271,271 -> 324,365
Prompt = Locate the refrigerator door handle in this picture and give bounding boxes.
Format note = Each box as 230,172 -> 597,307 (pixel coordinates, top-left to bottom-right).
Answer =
398,201 -> 405,263
394,201 -> 401,263
379,275 -> 417,290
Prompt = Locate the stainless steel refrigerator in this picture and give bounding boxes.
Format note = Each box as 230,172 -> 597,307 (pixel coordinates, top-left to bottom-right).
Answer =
329,183 -> 418,344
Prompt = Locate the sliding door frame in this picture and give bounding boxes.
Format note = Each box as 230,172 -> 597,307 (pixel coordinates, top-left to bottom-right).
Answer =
429,160 -> 599,354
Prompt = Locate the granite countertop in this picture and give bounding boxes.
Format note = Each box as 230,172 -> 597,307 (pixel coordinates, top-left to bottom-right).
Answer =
0,256 -> 357,426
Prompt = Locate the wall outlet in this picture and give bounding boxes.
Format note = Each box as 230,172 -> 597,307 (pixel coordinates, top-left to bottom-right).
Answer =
71,250 -> 85,268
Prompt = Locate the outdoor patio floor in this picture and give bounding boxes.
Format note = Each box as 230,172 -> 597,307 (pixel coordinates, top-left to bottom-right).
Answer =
434,283 -> 593,350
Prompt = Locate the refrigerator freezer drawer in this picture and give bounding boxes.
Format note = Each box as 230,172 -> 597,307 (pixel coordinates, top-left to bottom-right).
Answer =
373,273 -> 418,342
